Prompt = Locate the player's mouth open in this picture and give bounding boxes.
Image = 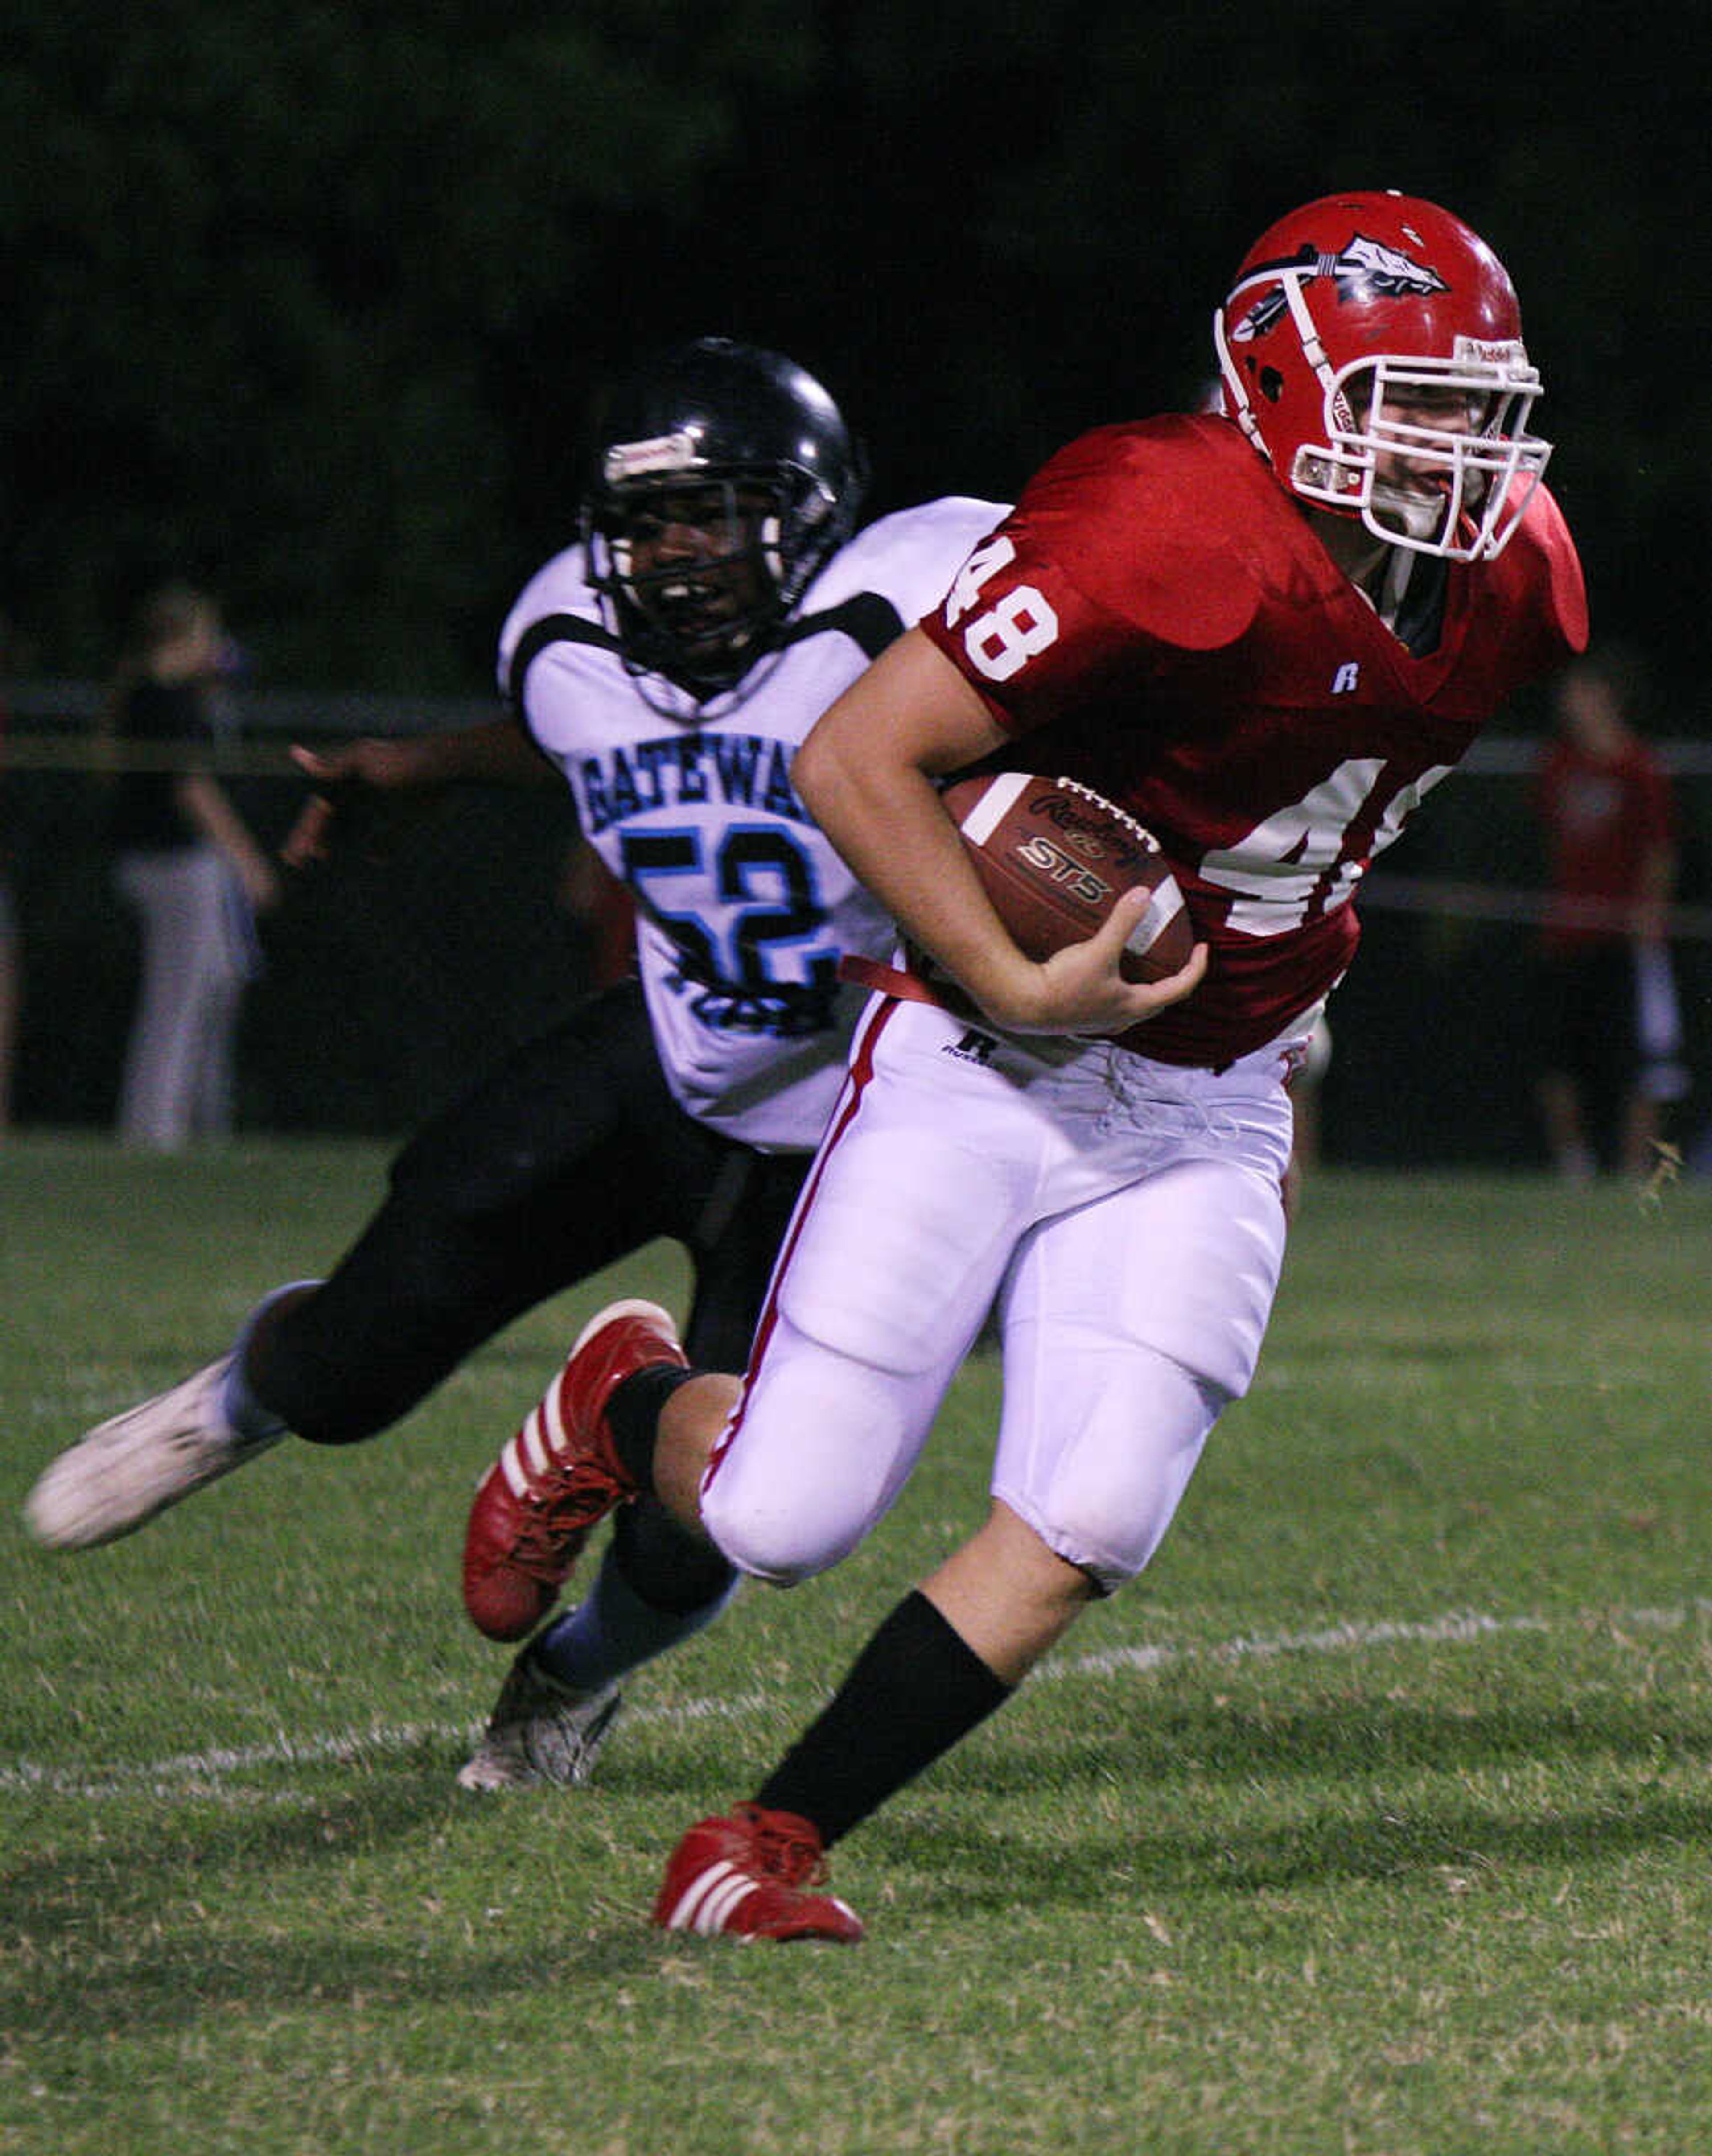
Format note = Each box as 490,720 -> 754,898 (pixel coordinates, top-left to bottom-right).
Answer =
656,583 -> 738,639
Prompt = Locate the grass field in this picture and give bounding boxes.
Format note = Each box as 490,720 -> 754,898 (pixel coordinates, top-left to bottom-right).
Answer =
3,1136 -> 1711,2155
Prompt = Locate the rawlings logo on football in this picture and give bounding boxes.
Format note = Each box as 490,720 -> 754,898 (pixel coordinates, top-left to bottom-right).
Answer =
940,771 -> 1195,985
1028,783 -> 1160,870
1231,233 -> 1449,341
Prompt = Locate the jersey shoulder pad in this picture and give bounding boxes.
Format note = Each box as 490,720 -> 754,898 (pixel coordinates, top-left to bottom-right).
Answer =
806,497 -> 1011,614
1016,417 -> 1263,651
1506,482 -> 1589,656
496,542 -> 598,692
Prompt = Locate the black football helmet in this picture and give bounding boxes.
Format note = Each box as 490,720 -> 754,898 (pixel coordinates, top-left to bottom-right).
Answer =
581,337 -> 865,691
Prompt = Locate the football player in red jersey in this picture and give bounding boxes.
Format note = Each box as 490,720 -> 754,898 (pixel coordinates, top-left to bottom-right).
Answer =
460,192 -> 1588,1942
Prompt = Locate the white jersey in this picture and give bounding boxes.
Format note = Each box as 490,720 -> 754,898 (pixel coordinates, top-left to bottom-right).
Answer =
499,496 -> 1007,1150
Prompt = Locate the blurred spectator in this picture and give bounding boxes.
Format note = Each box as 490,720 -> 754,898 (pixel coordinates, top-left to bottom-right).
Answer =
101,584 -> 280,1150
1531,647 -> 1688,1179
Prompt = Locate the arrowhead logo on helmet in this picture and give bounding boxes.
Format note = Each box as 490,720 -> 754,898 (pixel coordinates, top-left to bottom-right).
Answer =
1230,235 -> 1450,343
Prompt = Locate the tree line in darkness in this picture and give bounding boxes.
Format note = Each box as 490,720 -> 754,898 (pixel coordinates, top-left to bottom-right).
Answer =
4,0 -> 1703,713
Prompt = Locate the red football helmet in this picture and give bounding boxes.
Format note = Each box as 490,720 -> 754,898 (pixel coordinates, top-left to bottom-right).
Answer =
1213,191 -> 1551,561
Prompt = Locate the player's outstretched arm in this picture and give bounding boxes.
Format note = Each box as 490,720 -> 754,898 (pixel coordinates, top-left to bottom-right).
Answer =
281,718 -> 551,867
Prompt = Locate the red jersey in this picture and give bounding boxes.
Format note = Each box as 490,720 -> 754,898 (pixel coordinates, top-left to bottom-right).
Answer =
919,413 -> 1587,1066
1535,735 -> 1675,951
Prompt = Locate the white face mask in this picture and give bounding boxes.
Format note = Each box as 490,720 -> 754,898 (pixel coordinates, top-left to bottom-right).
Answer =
1284,331 -> 1551,561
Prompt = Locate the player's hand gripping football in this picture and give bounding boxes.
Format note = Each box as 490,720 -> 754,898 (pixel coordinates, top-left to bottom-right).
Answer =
989,889 -> 1207,1038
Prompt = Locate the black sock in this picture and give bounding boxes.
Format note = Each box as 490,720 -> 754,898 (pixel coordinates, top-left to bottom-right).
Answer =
755,1591 -> 1012,1846
610,1494 -> 737,1616
605,1363 -> 696,1492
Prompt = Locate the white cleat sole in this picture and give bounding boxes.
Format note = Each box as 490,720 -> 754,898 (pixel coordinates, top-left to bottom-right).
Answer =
23,1359 -> 282,1550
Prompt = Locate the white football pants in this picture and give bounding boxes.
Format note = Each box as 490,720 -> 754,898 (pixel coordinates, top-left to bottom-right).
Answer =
700,993 -> 1300,1594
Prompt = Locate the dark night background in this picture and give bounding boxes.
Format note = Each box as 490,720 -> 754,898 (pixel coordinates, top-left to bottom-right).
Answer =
3,3 -> 1709,1155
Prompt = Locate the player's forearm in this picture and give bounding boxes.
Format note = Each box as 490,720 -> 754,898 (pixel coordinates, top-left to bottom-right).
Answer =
825,761 -> 1042,1015
408,716 -> 552,786
797,637 -> 1202,1036
794,638 -> 1045,1021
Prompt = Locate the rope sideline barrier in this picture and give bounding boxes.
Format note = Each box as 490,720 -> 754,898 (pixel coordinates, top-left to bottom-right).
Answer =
8,707 -> 1712,941
3,734 -> 314,777
1358,873 -> 1712,943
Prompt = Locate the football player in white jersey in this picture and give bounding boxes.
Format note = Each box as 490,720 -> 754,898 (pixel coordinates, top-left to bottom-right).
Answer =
23,337 -> 1007,1793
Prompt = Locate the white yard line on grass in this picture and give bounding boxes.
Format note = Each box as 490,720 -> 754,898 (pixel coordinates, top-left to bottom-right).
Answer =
8,1598 -> 1708,1802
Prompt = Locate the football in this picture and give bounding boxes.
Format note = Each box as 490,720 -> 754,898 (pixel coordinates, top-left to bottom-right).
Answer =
939,772 -> 1195,983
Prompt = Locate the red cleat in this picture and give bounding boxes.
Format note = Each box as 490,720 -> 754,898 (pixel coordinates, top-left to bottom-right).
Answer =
462,1299 -> 687,1641
652,1805 -> 865,1944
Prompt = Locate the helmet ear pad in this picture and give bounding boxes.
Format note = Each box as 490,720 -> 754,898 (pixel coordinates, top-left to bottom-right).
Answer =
1212,192 -> 1552,561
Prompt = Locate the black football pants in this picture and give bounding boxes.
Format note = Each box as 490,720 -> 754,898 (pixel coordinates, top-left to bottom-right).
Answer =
246,979 -> 810,1607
